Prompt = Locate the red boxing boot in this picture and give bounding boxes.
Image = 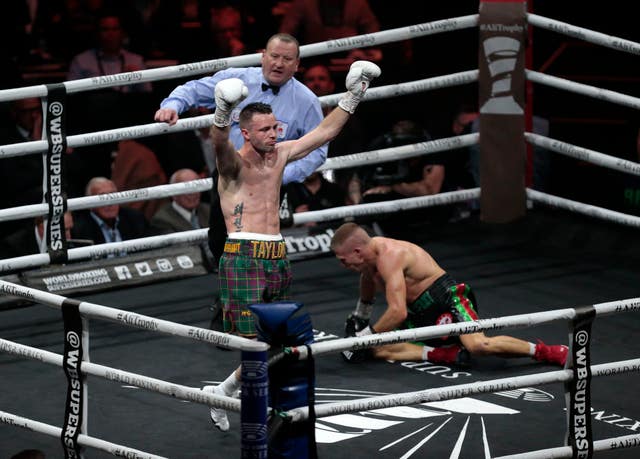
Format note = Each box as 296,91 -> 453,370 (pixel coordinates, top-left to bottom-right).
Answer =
426,345 -> 470,366
533,341 -> 569,366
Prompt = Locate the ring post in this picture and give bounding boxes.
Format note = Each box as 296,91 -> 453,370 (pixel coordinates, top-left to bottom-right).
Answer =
250,302 -> 316,459
565,305 -> 596,458
241,348 -> 269,459
478,0 -> 527,222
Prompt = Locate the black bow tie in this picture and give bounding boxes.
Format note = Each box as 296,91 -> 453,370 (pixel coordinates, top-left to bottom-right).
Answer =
261,83 -> 280,95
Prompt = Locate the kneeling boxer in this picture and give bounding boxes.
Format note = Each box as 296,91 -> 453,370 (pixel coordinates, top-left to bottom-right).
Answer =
331,223 -> 568,367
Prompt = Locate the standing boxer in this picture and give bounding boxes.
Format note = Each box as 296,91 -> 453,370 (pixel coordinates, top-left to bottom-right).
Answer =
204,61 -> 381,431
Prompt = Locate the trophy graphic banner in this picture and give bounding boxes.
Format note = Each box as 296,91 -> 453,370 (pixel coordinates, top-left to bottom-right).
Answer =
479,0 -> 527,223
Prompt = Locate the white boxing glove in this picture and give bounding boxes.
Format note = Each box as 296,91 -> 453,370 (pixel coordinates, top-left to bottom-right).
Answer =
338,60 -> 381,114
213,78 -> 249,127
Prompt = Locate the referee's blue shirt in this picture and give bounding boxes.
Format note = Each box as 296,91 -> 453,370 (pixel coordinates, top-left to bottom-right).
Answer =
160,67 -> 328,184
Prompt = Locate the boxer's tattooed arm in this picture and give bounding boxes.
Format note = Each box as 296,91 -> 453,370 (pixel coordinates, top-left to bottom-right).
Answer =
233,202 -> 244,231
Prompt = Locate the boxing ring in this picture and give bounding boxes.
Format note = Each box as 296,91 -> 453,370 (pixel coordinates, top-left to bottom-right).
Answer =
2,2 -> 640,458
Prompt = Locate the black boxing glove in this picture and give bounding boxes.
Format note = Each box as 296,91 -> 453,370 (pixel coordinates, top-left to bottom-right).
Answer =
341,324 -> 376,363
344,313 -> 370,337
341,348 -> 371,363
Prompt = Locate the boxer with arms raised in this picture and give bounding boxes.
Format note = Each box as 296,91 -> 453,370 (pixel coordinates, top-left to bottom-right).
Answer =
204,61 -> 381,431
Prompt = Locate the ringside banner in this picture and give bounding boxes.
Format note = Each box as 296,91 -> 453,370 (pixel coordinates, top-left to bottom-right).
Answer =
60,298 -> 84,459
44,83 -> 69,264
566,305 -> 596,459
21,245 -> 207,296
283,226 -> 336,262
0,227 -> 336,309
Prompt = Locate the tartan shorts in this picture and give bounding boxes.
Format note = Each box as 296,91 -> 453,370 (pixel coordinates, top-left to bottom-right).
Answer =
218,238 -> 292,337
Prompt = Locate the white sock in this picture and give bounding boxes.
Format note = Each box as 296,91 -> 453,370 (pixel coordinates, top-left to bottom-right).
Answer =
421,345 -> 435,360
528,342 -> 536,356
218,371 -> 241,396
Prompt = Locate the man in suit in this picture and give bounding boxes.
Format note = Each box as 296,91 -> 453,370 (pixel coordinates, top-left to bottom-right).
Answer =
67,13 -> 152,93
150,168 -> 210,233
150,168 -> 214,270
0,97 -> 45,236
71,177 -> 147,255
0,212 -> 74,259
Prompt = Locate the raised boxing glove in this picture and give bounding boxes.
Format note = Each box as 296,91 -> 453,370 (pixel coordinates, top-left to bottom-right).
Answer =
338,60 -> 381,114
213,78 -> 249,128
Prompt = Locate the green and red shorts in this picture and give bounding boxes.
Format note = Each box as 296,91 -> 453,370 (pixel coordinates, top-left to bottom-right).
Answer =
218,236 -> 292,337
404,273 -> 479,347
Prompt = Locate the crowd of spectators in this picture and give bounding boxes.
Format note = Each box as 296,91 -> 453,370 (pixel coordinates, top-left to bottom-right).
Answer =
0,1 -> 499,264
2,0 -> 430,88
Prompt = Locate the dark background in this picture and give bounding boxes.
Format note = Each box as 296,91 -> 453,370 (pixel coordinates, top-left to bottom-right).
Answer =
1,2 -> 639,222
2,1 -> 639,207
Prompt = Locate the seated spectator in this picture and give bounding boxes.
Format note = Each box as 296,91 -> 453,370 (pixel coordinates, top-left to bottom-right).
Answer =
72,177 -> 148,254
210,5 -> 253,58
350,120 -> 450,235
0,97 -> 45,236
67,12 -> 152,93
150,168 -> 214,270
110,139 -> 168,220
150,169 -> 209,234
279,0 -> 382,68
285,171 -> 348,227
353,120 -> 440,199
0,96 -> 84,237
0,212 -> 74,259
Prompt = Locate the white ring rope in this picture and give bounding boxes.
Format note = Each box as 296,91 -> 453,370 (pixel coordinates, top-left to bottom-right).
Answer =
299,15 -> 478,59
0,410 -> 167,459
526,69 -> 640,111
318,70 -> 478,108
0,179 -> 212,222
285,358 -> 640,422
0,337 -> 241,412
526,132 -> 640,176
319,133 -> 479,171
293,188 -> 480,225
0,279 -> 265,352
0,10 -> 637,458
495,433 -> 640,459
287,297 -> 640,361
0,228 -> 209,273
527,13 -> 640,56
0,14 -> 478,103
527,189 -> 640,229
0,114 -> 217,158
0,133 -> 478,223
0,71 -> 478,159
0,189 -> 478,273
